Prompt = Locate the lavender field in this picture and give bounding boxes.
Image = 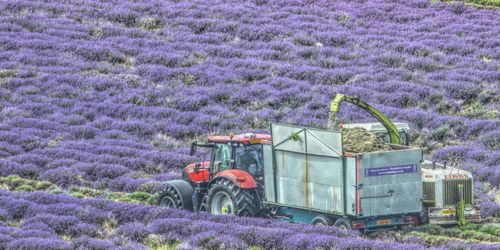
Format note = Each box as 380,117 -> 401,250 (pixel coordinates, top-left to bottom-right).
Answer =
0,0 -> 499,249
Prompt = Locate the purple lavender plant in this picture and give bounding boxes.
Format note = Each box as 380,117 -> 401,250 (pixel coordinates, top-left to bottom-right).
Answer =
0,0 -> 498,247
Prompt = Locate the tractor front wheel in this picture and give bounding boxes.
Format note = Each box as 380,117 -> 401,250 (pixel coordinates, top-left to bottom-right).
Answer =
156,180 -> 194,211
157,185 -> 183,209
206,178 -> 259,216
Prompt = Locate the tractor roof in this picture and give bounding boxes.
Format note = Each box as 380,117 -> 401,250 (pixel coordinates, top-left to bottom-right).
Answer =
208,133 -> 271,144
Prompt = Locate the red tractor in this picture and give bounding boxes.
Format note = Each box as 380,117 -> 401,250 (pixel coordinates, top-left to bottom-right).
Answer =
156,132 -> 270,216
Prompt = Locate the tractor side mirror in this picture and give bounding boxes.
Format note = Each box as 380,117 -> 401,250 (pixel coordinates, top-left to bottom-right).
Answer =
190,141 -> 197,156
194,162 -> 201,173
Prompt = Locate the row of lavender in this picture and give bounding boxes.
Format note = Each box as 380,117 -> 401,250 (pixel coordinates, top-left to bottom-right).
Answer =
0,191 -> 398,249
0,0 -> 498,214
0,137 -> 191,193
1,190 -> 499,250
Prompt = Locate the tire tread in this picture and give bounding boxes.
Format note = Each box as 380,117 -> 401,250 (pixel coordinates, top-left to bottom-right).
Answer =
207,178 -> 259,216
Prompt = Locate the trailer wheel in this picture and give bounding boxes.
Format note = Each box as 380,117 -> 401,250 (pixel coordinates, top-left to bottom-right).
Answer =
333,218 -> 352,230
399,224 -> 413,233
312,215 -> 334,226
207,178 -> 259,216
420,207 -> 429,224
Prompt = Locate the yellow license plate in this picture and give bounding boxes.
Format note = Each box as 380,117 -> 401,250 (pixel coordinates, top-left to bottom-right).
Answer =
376,219 -> 392,225
442,209 -> 455,215
249,139 -> 261,144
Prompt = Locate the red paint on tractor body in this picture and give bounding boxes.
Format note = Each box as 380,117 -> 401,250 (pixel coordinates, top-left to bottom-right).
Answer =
184,161 -> 211,182
208,133 -> 271,145
214,169 -> 257,189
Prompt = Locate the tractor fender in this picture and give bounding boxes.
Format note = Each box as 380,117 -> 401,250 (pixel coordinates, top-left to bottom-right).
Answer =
210,169 -> 257,189
165,180 -> 194,210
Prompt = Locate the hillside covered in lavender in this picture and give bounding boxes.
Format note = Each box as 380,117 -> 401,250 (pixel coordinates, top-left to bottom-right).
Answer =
0,0 -> 499,249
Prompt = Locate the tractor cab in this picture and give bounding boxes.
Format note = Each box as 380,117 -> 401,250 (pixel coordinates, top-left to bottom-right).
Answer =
186,133 -> 270,182
208,133 -> 268,176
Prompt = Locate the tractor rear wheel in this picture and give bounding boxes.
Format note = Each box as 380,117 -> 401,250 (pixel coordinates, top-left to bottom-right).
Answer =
206,178 -> 259,216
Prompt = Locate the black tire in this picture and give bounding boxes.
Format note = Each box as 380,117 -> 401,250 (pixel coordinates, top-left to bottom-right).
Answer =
312,215 -> 334,226
399,224 -> 412,233
156,185 -> 183,209
333,218 -> 352,230
156,180 -> 194,211
206,178 -> 259,216
420,207 -> 429,224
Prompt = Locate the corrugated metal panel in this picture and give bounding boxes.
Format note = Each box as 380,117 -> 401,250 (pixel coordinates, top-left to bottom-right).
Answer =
263,144 -> 275,202
345,157 -> 357,216
359,149 -> 423,217
268,123 -> 344,213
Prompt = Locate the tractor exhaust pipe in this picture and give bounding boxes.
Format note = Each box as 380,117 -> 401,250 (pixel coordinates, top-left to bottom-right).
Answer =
190,141 -> 197,156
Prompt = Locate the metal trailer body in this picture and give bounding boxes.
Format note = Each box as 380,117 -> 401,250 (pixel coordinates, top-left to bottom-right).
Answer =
421,161 -> 481,225
263,123 -> 422,231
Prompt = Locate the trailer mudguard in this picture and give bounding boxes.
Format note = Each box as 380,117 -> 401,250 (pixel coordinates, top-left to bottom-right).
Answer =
211,169 -> 257,189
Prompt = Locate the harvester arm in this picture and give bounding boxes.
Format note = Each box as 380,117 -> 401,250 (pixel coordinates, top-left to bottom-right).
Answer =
328,93 -> 401,145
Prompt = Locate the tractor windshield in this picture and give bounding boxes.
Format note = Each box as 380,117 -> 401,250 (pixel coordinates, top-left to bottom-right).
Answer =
235,144 -> 264,177
213,144 -> 232,171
